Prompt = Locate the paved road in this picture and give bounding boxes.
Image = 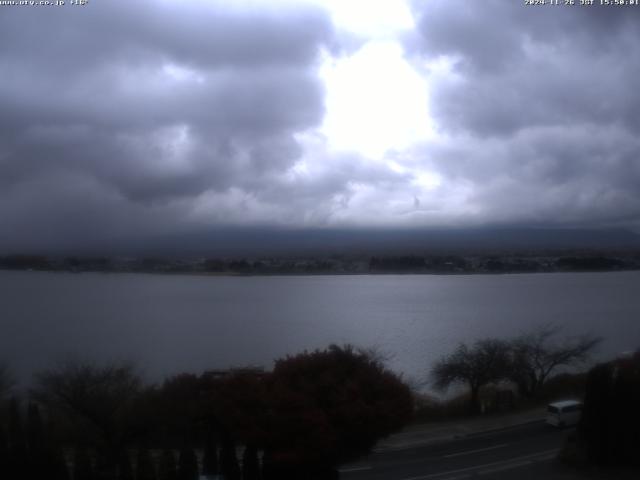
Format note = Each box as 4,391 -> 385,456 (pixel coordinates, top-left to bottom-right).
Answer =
340,421 -> 572,480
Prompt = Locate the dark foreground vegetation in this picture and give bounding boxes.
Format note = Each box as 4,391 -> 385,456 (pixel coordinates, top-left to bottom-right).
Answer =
0,345 -> 413,480
429,324 -> 601,414
1,326 -> 636,479
427,328 -> 640,475
561,350 -> 640,472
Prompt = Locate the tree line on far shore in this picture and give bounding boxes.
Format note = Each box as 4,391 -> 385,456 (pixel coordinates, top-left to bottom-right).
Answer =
2,251 -> 639,276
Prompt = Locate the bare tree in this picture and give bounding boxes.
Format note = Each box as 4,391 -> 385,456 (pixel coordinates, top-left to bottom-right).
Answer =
31,361 -> 143,472
508,324 -> 601,398
431,339 -> 510,413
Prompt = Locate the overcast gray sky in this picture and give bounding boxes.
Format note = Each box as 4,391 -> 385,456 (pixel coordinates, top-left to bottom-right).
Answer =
1,0 -> 639,252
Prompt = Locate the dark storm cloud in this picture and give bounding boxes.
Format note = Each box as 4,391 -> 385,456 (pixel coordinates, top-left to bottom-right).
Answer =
410,0 -> 640,136
0,1 -> 329,73
0,0 -> 340,249
407,0 -> 640,229
4,0 -> 640,252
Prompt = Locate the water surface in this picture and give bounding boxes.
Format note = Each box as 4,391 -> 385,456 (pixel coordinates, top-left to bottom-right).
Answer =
1,270 -> 639,386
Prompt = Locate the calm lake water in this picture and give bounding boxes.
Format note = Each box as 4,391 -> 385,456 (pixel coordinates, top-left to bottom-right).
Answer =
2,270 -> 639,387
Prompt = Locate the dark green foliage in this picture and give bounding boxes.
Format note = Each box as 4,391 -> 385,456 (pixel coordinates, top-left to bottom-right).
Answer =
118,452 -> 134,480
220,435 -> 240,480
8,398 -> 25,450
39,441 -> 71,480
94,451 -> 117,480
136,448 -> 156,480
264,345 -> 413,471
177,447 -> 198,480
51,453 -> 71,480
154,374 -> 206,445
7,398 -> 27,479
27,403 -> 49,480
73,447 -> 94,480
26,403 -> 45,453
201,436 -> 219,476
2,399 -> 71,480
157,450 -> 177,480
242,444 -> 260,480
260,451 -> 274,480
210,372 -> 268,448
0,425 -> 8,474
578,351 -> 640,467
20,347 -> 414,478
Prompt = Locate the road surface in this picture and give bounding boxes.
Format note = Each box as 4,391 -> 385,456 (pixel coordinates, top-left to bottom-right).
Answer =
340,421 -> 572,480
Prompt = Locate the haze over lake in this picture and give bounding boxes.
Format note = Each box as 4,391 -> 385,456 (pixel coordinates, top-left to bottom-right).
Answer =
2,270 -> 639,387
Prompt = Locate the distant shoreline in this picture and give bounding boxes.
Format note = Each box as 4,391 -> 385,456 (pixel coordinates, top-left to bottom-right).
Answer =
2,266 -> 639,278
2,251 -> 639,278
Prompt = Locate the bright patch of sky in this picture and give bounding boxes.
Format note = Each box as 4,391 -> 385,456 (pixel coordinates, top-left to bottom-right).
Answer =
320,41 -> 432,159
316,0 -> 415,38
314,0 -> 435,160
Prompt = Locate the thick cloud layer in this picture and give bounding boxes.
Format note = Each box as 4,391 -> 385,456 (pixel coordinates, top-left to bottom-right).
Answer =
0,0 -> 348,250
407,0 -> 640,229
1,0 -> 640,253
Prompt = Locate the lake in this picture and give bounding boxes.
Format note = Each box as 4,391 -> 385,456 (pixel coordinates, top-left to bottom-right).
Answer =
1,270 -> 639,388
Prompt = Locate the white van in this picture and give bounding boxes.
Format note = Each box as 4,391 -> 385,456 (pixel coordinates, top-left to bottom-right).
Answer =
546,400 -> 582,427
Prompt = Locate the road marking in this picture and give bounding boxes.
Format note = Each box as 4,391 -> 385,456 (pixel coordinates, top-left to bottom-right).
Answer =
442,443 -> 509,458
401,448 -> 559,480
339,465 -> 372,473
